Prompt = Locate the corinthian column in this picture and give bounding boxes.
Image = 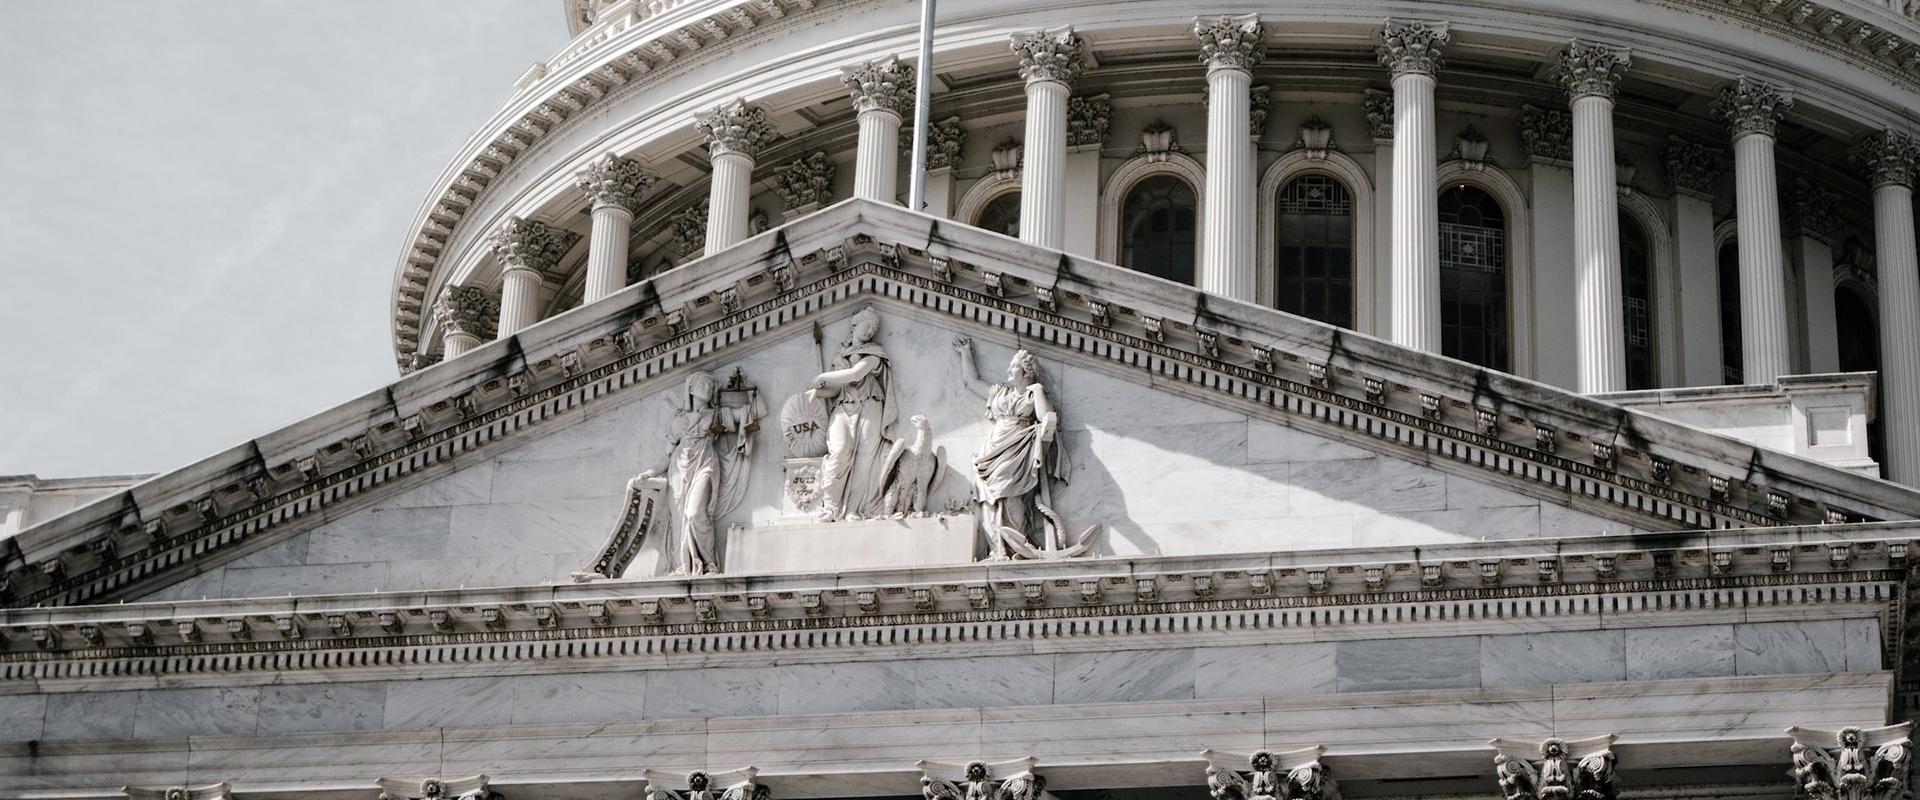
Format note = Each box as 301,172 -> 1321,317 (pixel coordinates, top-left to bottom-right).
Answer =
574,153 -> 656,303
487,216 -> 579,336
1716,78 -> 1795,384
843,55 -> 914,203
433,285 -> 497,359
696,99 -> 780,254
1559,40 -> 1632,393
1862,130 -> 1920,484
1194,14 -> 1264,300
1010,27 -> 1083,250
1377,19 -> 1450,352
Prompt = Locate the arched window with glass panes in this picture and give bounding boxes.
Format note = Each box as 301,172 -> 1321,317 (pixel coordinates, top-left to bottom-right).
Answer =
975,191 -> 1021,238
1274,174 -> 1354,328
1438,185 -> 1508,371
1119,175 -> 1197,285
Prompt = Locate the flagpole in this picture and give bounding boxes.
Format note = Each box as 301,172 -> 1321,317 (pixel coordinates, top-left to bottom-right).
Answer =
906,0 -> 936,211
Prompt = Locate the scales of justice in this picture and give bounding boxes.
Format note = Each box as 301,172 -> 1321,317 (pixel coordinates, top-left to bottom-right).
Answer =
575,305 -> 1100,580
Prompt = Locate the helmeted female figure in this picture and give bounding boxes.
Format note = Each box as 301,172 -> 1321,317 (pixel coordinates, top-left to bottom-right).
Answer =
806,306 -> 894,520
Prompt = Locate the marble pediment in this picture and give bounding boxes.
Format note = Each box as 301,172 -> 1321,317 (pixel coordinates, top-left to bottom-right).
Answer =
10,198 -> 1920,605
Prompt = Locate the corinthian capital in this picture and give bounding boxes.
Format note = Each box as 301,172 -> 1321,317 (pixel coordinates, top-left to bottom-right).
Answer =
697,99 -> 780,159
1202,747 -> 1338,800
1194,14 -> 1266,72
1556,40 -> 1630,100
773,151 -> 835,211
434,285 -> 499,341
487,217 -> 579,273
1788,724 -> 1913,800
575,153 -> 657,213
1715,77 -> 1795,139
1011,27 -> 1083,85
1376,19 -> 1449,77
842,55 -> 915,117
1663,135 -> 1728,195
1492,735 -> 1617,800
1856,129 -> 1920,188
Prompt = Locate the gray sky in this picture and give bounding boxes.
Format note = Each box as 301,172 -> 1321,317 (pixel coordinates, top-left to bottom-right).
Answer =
0,1 -> 559,477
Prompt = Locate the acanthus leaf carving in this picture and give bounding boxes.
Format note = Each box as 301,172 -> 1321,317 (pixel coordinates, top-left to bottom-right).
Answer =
773,150 -> 836,214
670,205 -> 710,256
1377,18 -> 1449,77
487,216 -> 579,274
375,776 -> 502,800
920,758 -> 1046,800
697,98 -> 780,158
1362,89 -> 1394,140
1783,177 -> 1841,241
122,784 -> 233,800
645,768 -> 769,800
1010,27 -> 1083,85
575,152 -> 658,213
1066,93 -> 1112,148
1663,135 -> 1728,195
1788,723 -> 1913,800
1555,40 -> 1631,99
843,54 -> 915,117
1203,747 -> 1340,800
1855,129 -> 1920,188
434,285 -> 498,342
1520,105 -> 1573,162
1491,735 -> 1618,800
1194,14 -> 1266,72
1715,77 -> 1795,139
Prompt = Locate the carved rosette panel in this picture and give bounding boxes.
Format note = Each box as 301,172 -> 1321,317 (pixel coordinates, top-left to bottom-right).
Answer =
575,153 -> 657,213
1203,747 -> 1339,800
1376,19 -> 1449,77
843,55 -> 915,117
1194,14 -> 1266,72
1520,106 -> 1573,161
1491,735 -> 1617,800
1663,135 -> 1727,195
1715,77 -> 1795,139
670,206 -> 710,256
434,285 -> 498,341
1362,89 -> 1394,139
698,99 -> 780,158
1784,177 -> 1840,241
487,216 -> 579,273
1067,93 -> 1112,148
774,151 -> 835,211
1788,724 -> 1914,800
1010,27 -> 1083,85
1857,129 -> 1920,188
1555,40 -> 1630,100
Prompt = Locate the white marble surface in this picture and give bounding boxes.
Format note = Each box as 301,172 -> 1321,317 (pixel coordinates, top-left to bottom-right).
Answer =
1625,625 -> 1737,680
727,515 -> 975,574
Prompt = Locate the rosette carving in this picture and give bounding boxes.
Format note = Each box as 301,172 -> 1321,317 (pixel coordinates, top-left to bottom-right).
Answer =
697,99 -> 780,158
1714,78 -> 1795,139
1011,27 -> 1083,85
1194,14 -> 1266,72
843,55 -> 915,116
574,153 -> 657,213
1376,19 -> 1449,77
1555,40 -> 1630,100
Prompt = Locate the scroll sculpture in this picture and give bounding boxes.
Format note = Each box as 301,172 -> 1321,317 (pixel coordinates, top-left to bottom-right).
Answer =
919,757 -> 1046,800
644,768 -> 769,800
1491,735 -> 1617,800
375,776 -> 503,800
952,337 -> 1098,559
1788,724 -> 1913,800
574,369 -> 764,579
1202,747 -> 1338,800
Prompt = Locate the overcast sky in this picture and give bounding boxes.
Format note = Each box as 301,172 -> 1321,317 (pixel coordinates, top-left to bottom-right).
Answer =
0,2 -> 559,477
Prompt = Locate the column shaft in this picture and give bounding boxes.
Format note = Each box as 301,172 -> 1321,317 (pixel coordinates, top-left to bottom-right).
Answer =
444,332 -> 481,359
584,204 -> 633,303
1572,94 -> 1625,392
1019,79 -> 1069,249
1389,72 -> 1440,351
706,151 -> 754,254
1733,133 -> 1791,384
853,110 -> 902,203
498,267 -> 544,336
1200,67 -> 1255,300
1877,182 -> 1920,483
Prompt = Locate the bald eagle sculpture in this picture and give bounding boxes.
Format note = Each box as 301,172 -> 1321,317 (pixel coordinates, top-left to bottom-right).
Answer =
875,414 -> 944,517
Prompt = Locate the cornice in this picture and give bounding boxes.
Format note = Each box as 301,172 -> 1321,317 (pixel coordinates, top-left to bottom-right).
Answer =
19,201 -> 1920,617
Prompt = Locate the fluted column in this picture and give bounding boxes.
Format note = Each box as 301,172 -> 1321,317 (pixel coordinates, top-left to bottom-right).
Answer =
1863,130 -> 1920,484
574,153 -> 656,303
1716,78 -> 1795,384
487,216 -> 578,336
697,99 -> 780,254
1195,14 -> 1264,301
1559,40 -> 1632,393
1011,28 -> 1083,250
433,285 -> 496,359
1377,19 -> 1450,352
843,56 -> 914,203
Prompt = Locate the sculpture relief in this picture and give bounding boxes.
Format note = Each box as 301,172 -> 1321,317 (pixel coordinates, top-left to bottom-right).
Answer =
1203,747 -> 1338,800
952,337 -> 1097,559
875,414 -> 946,516
1491,735 -> 1617,800
630,369 -> 765,575
797,306 -> 896,521
1788,724 -> 1913,800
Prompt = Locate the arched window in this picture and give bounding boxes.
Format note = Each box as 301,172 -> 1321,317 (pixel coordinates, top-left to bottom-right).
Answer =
1621,211 -> 1656,390
1717,241 -> 1743,384
1275,174 -> 1355,328
1120,175 -> 1197,285
975,191 -> 1021,238
1439,185 -> 1508,371
1836,284 -> 1879,374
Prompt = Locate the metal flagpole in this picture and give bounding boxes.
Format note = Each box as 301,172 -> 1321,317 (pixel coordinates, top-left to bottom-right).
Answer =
906,0 -> 936,211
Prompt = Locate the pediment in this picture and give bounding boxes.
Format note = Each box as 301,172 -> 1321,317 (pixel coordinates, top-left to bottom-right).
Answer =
10,199 -> 1920,605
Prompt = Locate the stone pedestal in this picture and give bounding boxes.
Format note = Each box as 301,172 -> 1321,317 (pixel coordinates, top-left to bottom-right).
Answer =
725,515 -> 976,574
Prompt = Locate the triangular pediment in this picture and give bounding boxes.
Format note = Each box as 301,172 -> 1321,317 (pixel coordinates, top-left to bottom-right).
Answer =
10,199 -> 1920,605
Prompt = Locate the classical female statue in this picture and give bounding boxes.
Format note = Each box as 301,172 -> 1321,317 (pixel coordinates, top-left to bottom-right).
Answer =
952,337 -> 1092,559
632,369 -> 763,574
805,306 -> 894,521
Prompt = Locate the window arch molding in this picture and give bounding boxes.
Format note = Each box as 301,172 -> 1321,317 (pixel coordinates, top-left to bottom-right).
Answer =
1097,152 -> 1207,267
1435,161 -> 1534,378
1618,190 -> 1680,387
1259,149 -> 1376,333
955,171 -> 1023,233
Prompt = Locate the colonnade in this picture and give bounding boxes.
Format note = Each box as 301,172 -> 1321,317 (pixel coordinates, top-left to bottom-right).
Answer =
428,17 -> 1920,482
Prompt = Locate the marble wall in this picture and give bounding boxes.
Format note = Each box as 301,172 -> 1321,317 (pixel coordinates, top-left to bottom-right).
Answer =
139,308 -> 1640,601
0,619 -> 1877,743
